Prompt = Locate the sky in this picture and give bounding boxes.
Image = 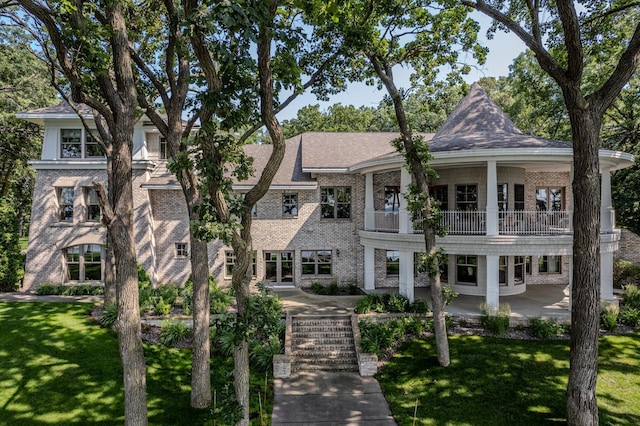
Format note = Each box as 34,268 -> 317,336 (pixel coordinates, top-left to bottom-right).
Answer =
276,13 -> 527,121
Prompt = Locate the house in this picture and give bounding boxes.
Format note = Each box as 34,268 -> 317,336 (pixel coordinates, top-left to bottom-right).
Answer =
18,83 -> 634,308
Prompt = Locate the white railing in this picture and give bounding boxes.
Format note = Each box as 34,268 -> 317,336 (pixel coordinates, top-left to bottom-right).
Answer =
366,209 -> 573,236
497,210 -> 572,235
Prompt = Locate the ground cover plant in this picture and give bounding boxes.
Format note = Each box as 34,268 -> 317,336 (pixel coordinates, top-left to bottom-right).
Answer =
377,333 -> 640,425
0,302 -> 273,425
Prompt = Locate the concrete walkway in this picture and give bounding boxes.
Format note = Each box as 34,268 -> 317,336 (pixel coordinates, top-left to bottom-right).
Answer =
0,291 -> 102,303
272,371 -> 396,425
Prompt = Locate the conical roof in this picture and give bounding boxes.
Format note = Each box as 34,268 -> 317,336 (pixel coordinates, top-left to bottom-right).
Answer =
429,82 -> 571,152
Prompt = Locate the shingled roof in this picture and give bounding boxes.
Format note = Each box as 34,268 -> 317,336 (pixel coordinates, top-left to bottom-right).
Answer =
429,82 -> 572,151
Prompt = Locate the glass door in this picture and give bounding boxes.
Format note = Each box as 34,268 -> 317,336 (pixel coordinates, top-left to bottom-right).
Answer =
264,251 -> 294,284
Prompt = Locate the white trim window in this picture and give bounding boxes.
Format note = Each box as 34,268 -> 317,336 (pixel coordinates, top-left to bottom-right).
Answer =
456,255 -> 477,285
301,250 -> 332,275
386,250 -> 399,277
61,129 -> 103,159
514,256 -> 525,284
539,256 -> 561,274
85,187 -> 101,222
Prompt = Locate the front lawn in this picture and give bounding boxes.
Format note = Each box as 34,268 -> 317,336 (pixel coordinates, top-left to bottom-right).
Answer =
378,334 -> 640,425
0,302 -> 273,425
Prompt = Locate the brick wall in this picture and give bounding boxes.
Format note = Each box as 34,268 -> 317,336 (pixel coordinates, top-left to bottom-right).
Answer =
615,229 -> 640,265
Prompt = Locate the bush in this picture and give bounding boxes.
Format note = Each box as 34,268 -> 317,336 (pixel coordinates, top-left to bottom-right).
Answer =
479,303 -> 511,335
623,284 -> 640,309
409,298 -> 431,314
600,303 -> 619,332
404,317 -> 433,335
159,319 -> 192,346
99,303 -> 118,328
347,283 -> 361,295
613,260 -> 640,289
0,198 -> 22,292
358,318 -> 409,356
137,263 -> 151,290
355,294 -> 385,314
387,294 -> 409,313
529,318 -> 566,339
35,284 -> 104,296
310,281 -> 340,295
618,306 -> 640,327
154,297 -> 172,316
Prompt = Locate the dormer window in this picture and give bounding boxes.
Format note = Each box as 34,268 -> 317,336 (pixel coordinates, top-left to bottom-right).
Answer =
60,129 -> 104,159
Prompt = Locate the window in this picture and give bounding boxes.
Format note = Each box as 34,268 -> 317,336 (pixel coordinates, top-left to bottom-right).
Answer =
386,250 -> 399,276
61,129 -> 103,159
321,187 -> 351,219
514,256 -> 525,284
264,251 -> 293,282
58,187 -> 74,222
539,256 -> 561,274
65,244 -> 103,282
429,185 -> 448,210
61,129 -> 82,158
514,184 -> 525,211
283,193 -> 298,216
536,187 -> 563,211
497,184 -> 508,214
384,186 -> 401,212
456,255 -> 477,285
85,188 -> 101,221
301,250 -> 332,275
241,194 -> 258,217
175,243 -> 189,258
525,256 -> 532,275
160,137 -> 167,160
85,132 -> 103,157
225,251 -> 257,277
456,184 -> 477,210
499,256 -> 507,286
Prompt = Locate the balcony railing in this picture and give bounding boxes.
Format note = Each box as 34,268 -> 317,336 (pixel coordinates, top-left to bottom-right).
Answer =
364,210 -> 573,236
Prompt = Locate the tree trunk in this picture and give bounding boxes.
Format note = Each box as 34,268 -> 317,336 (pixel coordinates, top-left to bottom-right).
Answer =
104,233 -> 116,305
189,236 -> 211,408
565,95 -> 602,426
371,55 -> 451,366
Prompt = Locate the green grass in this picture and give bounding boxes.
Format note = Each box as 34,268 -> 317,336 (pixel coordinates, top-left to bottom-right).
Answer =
378,334 -> 640,425
0,303 -> 273,425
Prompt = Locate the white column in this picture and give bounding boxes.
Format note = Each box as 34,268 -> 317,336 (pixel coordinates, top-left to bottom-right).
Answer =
399,166 -> 412,234
601,251 -> 614,301
601,167 -> 614,233
486,160 -> 499,236
364,173 -> 374,230
398,250 -> 415,302
364,245 -> 375,291
486,255 -> 500,309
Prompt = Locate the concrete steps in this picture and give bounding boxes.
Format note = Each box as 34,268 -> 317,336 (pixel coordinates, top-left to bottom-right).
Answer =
291,316 -> 358,372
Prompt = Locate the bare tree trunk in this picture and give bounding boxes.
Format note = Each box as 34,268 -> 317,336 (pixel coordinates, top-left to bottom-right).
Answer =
565,93 -> 602,426
104,234 -> 116,305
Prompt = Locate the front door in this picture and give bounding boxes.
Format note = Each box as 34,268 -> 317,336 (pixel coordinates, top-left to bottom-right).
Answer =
264,251 -> 294,284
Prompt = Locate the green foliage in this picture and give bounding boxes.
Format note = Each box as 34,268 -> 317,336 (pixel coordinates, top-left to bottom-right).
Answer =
310,281 -> 340,295
600,303 -> 619,332
208,379 -> 244,425
182,275 -> 232,315
35,284 -> 104,296
99,303 -> 118,328
613,260 -> 640,290
355,293 -> 384,314
137,263 -> 151,290
529,318 -> 566,339
442,284 -> 459,306
153,297 -> 172,316
618,306 -> 640,327
359,318 -> 418,357
0,198 -> 22,291
387,294 -> 409,313
623,284 -> 640,309
159,319 -> 193,347
479,303 -> 511,336
409,298 -> 431,314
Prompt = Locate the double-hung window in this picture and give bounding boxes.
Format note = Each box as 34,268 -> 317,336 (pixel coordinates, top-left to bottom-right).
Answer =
58,187 -> 74,222
60,129 -> 103,159
320,187 -> 351,219
514,184 -> 525,211
536,187 -> 563,211
301,250 -> 332,275
539,256 -> 561,274
225,251 -> 257,278
456,255 -> 477,285
497,183 -> 508,215
65,244 -> 103,282
456,184 -> 477,210
85,188 -> 101,221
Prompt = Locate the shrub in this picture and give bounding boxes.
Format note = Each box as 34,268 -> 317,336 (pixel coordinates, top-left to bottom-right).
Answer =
0,198 -> 22,292
623,284 -> 640,309
443,284 -> 459,306
99,303 -> 118,328
159,319 -> 192,346
479,303 -> 511,335
250,335 -> 282,372
310,282 -> 325,295
347,283 -> 361,295
618,306 -> 640,327
358,318 -> 408,356
387,294 -> 409,313
310,281 -> 340,295
35,284 -> 104,296
529,318 -> 565,339
404,317 -> 432,335
409,298 -> 430,314
326,281 -> 339,295
613,260 -> 640,289
355,294 -> 385,314
137,263 -> 151,290
153,297 -> 172,316
600,303 -> 619,332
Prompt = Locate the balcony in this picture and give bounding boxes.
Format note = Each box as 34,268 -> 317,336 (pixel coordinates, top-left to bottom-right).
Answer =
364,210 -> 573,236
